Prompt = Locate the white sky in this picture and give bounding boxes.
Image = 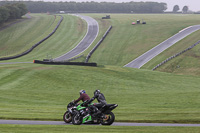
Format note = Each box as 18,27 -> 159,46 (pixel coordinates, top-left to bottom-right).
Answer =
6,0 -> 200,11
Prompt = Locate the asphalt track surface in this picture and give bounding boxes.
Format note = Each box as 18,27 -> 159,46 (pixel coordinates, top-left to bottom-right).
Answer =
1,120 -> 200,127
53,14 -> 99,61
124,25 -> 200,68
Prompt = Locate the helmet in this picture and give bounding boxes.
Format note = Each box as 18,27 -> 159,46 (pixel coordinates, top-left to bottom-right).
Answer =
94,90 -> 100,95
79,90 -> 86,95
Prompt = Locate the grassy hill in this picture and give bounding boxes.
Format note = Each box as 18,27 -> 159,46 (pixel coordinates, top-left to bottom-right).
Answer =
0,14 -> 87,62
1,13 -> 200,76
0,14 -> 56,58
0,63 -> 200,124
84,14 -> 200,75
144,30 -> 200,76
0,13 -> 200,128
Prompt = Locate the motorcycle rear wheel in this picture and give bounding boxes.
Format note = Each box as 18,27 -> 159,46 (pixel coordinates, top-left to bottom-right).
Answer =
63,111 -> 72,123
72,113 -> 83,125
100,112 -> 115,125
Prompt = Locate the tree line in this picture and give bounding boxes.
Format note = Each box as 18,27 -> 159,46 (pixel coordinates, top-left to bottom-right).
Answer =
173,5 -> 189,13
0,3 -> 28,24
0,1 -> 167,13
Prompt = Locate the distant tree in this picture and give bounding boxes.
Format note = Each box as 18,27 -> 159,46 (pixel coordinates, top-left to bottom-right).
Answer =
182,6 -> 189,13
5,4 -> 21,19
173,5 -> 179,12
0,2 -> 27,24
15,3 -> 28,17
0,1 -> 168,13
0,6 -> 10,24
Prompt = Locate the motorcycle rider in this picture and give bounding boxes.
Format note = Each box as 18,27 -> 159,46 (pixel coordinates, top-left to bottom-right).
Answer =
87,90 -> 107,117
74,90 -> 90,104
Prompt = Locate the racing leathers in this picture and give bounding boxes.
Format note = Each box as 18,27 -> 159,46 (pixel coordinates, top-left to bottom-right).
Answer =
87,92 -> 107,117
74,93 -> 90,104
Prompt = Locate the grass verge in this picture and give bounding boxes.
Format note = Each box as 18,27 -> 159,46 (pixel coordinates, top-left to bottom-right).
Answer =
0,124 -> 200,133
0,64 -> 200,123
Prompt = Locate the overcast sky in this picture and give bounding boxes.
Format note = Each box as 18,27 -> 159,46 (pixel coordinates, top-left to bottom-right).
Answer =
37,0 -> 199,11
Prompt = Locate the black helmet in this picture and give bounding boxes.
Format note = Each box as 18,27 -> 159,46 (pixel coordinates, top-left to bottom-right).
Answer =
79,90 -> 86,95
94,90 -> 100,95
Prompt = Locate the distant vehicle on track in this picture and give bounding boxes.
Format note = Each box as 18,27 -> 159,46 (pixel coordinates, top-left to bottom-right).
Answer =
102,15 -> 111,19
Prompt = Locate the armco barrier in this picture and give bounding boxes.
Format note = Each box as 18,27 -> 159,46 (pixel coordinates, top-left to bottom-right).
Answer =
85,26 -> 112,63
152,40 -> 200,71
34,60 -> 97,67
0,15 -> 63,61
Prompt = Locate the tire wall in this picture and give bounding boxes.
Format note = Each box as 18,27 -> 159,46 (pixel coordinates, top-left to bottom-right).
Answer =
34,60 -> 97,67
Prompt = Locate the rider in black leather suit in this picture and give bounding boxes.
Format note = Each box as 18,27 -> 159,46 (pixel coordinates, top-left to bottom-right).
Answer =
87,90 -> 107,117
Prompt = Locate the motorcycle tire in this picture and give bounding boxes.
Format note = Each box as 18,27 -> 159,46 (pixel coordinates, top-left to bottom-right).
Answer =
100,112 -> 115,125
63,111 -> 72,123
72,113 -> 83,125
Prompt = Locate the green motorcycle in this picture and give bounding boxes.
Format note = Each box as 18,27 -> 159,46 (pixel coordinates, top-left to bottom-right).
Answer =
72,102 -> 118,125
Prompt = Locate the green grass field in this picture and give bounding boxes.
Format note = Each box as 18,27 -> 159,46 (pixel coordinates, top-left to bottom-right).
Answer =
0,14 -> 87,61
0,14 -> 56,58
1,13 -> 200,75
0,13 -> 200,132
1,124 -> 200,133
0,63 -> 200,123
85,14 -> 200,73
144,30 -> 200,76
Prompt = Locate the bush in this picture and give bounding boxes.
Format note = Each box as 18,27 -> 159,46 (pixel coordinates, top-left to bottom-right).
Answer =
0,3 -> 27,24
0,6 -> 9,24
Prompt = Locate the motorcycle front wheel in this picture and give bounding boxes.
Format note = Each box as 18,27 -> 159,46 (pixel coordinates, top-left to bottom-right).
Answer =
63,111 -> 72,123
100,112 -> 115,125
72,113 -> 83,125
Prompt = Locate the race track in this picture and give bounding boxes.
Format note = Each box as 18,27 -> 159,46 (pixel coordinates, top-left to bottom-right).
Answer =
124,25 -> 200,68
53,14 -> 99,61
1,18 -> 200,127
0,120 -> 200,127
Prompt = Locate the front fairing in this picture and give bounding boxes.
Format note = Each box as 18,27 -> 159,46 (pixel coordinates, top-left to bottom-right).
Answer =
82,114 -> 92,123
76,104 -> 86,111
